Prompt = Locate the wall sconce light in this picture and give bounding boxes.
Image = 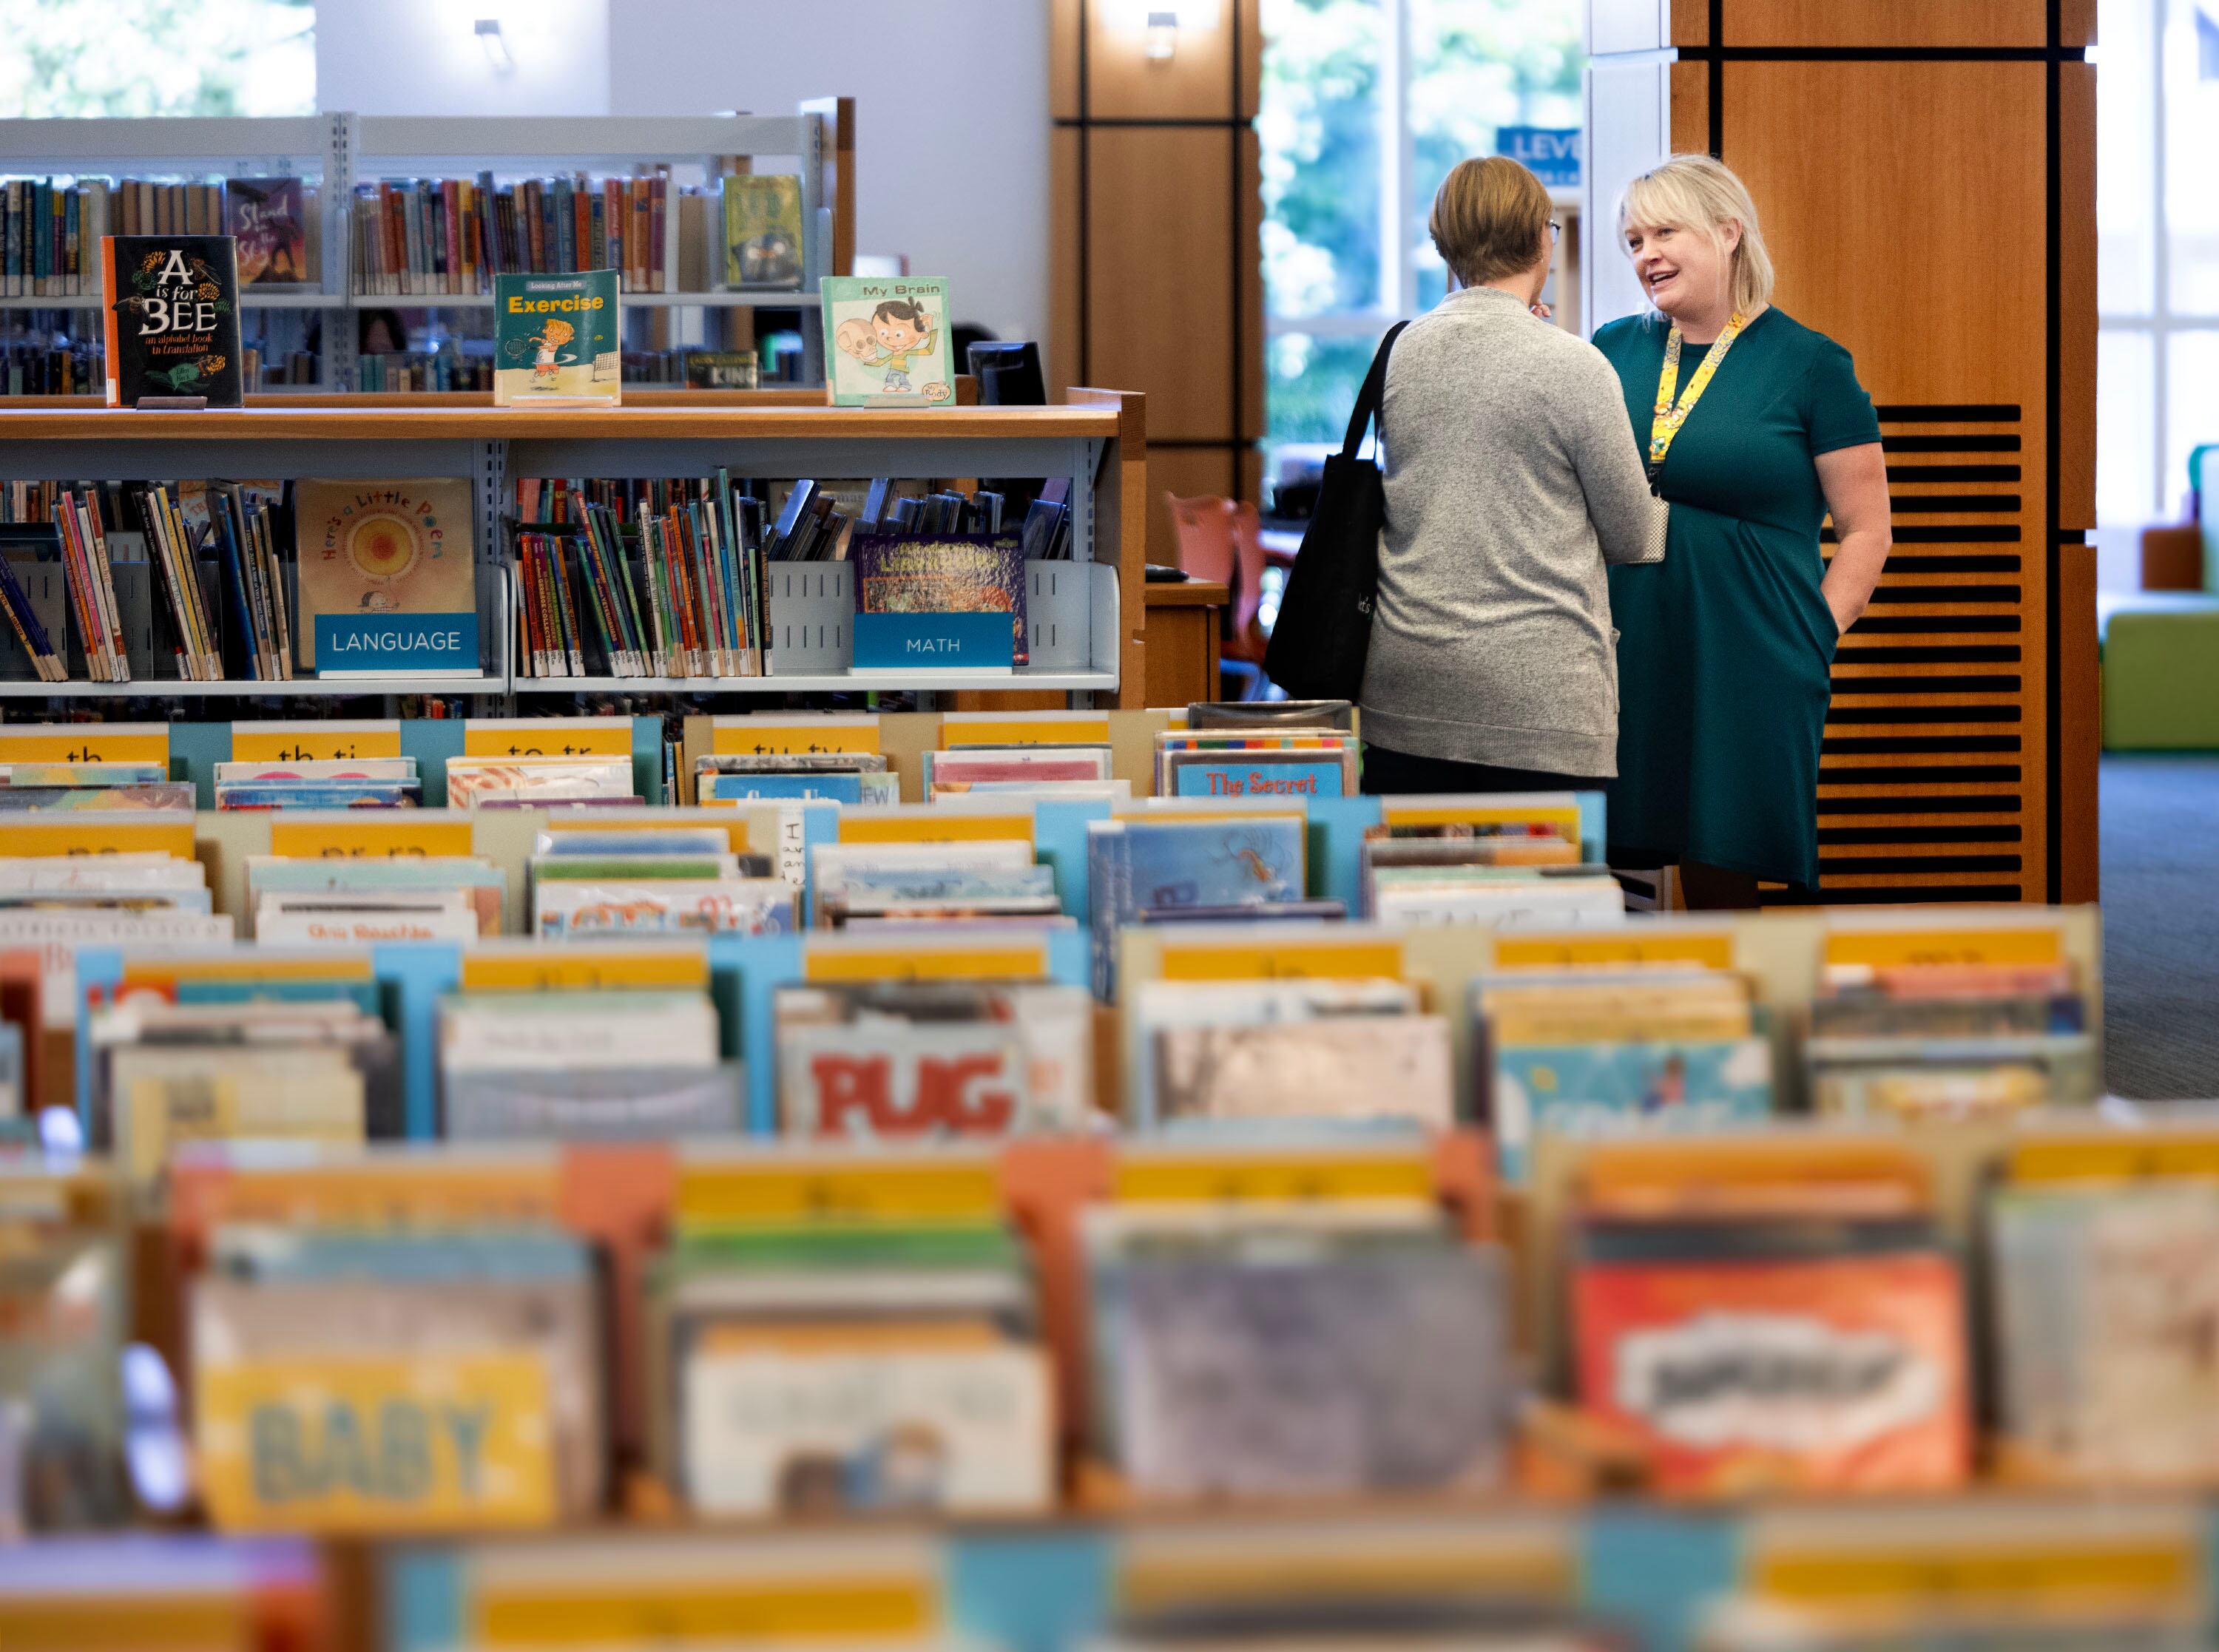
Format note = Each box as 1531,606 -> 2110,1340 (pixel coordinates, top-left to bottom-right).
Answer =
1104,0 -> 1222,64
475,18 -> 514,74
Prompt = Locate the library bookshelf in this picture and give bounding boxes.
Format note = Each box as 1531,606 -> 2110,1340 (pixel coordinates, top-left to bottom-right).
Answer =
0,390 -> 1148,707
0,104 -> 854,391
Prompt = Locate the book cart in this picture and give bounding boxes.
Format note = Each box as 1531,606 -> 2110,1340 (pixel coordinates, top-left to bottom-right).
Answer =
0,393 -> 1146,701
0,106 -> 854,393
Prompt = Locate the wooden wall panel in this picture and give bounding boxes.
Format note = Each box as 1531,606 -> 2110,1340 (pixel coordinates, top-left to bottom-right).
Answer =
1084,129 -> 1235,444
1598,2 -> 2094,904
1669,61 -> 1708,158
1049,127 -> 1081,400
1719,0 -> 2048,47
1053,0 -> 1265,595
1081,0 -> 1243,119
2059,61 -> 2097,532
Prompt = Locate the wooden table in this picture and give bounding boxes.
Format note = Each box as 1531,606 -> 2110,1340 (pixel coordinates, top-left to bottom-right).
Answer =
1141,578 -> 1229,710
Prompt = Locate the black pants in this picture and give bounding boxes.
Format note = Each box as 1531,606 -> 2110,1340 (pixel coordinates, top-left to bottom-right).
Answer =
1359,742 -> 1606,796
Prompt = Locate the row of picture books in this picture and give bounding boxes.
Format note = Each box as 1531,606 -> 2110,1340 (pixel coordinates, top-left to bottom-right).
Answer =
0,478 -> 434,685
0,173 -> 314,294
0,750 -> 2100,1174
351,171 -> 805,296
0,467 -> 1084,685
14,1097 -> 2219,1555
511,474 -> 1077,681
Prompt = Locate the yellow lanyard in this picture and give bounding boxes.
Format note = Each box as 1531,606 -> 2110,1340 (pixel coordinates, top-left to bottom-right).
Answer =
1648,312 -> 1746,478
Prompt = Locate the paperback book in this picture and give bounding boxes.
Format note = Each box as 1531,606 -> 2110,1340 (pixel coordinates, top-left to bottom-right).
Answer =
821,276 -> 954,407
721,175 -> 804,289
224,177 -> 307,285
494,269 -> 621,405
293,479 -> 477,674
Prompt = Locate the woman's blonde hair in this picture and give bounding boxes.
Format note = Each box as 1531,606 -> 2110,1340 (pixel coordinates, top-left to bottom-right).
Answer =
1617,153 -> 1775,314
1429,155 -> 1553,288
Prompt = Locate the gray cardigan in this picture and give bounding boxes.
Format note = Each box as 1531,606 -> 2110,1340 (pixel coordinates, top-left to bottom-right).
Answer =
1357,285 -> 1655,779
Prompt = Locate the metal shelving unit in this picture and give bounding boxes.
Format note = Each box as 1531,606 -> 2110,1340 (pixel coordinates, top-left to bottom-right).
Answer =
0,402 -> 1146,709
0,106 -> 852,391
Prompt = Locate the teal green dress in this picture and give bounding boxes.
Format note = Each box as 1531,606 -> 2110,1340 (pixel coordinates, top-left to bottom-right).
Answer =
1593,308 -> 1882,890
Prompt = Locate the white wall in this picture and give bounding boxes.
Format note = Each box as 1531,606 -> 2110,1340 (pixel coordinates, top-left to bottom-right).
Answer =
604,0 -> 1050,348
317,0 -> 612,118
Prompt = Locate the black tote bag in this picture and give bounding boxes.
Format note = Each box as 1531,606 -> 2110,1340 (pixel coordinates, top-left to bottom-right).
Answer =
1263,320 -> 1409,702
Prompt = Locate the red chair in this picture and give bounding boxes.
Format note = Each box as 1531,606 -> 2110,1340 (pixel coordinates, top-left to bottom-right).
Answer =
1164,492 -> 1266,698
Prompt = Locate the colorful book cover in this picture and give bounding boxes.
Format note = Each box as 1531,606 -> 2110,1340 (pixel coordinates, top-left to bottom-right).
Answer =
1574,1248 -> 1969,1494
821,275 -> 954,407
720,175 -> 804,289
100,234 -> 243,407
291,478 -> 476,670
851,534 -> 1027,665
682,1330 -> 1053,1514
1490,1038 -> 1774,1180
225,177 -> 306,285
493,269 -> 620,405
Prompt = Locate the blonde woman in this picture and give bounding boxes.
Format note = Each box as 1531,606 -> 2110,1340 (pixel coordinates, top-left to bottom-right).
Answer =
1595,154 -> 1891,907
1358,156 -> 1653,795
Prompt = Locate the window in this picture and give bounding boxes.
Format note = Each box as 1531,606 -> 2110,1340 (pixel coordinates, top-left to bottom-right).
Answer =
2098,0 -> 2219,528
1260,0 -> 1581,465
0,0 -> 314,119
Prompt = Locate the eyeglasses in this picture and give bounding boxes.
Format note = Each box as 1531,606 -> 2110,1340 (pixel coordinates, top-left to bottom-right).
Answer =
1548,220 -> 1561,235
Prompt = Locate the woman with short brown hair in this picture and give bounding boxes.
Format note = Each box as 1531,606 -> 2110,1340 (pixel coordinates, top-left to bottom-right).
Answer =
1357,157 -> 1655,796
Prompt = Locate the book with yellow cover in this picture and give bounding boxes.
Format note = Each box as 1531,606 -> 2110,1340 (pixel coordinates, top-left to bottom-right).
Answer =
292,479 -> 476,670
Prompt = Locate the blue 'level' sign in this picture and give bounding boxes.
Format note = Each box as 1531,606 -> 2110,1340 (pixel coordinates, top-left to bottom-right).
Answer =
314,612 -> 481,674
1499,126 -> 1581,188
852,612 -> 1015,670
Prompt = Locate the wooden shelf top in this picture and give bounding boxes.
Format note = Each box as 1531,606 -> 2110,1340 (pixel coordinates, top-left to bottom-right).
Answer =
1144,578 -> 1230,607
0,402 -> 1127,442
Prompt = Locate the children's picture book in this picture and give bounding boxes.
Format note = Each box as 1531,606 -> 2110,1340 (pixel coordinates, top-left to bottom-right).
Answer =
821,276 -> 954,407
292,479 -> 477,672
225,178 -> 307,285
851,535 -> 1028,665
721,175 -> 804,289
1575,1243 -> 1969,1494
100,234 -> 243,407
494,269 -> 620,405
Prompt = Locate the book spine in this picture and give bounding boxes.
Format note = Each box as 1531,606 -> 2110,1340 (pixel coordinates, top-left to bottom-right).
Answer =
596,507 -> 648,676
0,552 -> 52,682
161,487 -> 220,678
439,177 -> 459,295
557,538 -> 587,675
53,489 -> 98,679
232,491 -> 275,680
63,186 -> 78,297
573,174 -> 591,274
634,509 -> 669,677
136,486 -> 196,680
83,494 -> 127,681
576,515 -> 626,675
602,178 -> 621,291
531,535 -> 561,677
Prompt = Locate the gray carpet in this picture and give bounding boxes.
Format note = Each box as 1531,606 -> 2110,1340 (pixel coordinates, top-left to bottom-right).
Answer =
2102,756 -> 2219,1099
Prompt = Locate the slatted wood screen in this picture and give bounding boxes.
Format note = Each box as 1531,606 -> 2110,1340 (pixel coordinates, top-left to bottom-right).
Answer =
1588,0 -> 2097,903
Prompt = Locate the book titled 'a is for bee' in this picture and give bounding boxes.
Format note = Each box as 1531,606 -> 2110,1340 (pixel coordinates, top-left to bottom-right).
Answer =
101,234 -> 244,407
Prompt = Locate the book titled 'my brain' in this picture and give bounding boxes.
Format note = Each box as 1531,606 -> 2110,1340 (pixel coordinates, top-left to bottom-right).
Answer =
101,234 -> 243,407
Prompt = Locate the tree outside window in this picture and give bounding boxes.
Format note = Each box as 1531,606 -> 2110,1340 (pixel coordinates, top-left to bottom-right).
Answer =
1260,0 -> 1580,469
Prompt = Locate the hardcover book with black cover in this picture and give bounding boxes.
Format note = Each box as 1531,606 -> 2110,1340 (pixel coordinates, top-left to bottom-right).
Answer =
100,234 -> 243,407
